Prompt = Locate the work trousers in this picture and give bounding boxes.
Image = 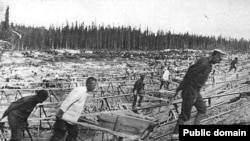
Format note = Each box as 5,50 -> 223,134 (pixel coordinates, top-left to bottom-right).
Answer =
132,93 -> 144,113
173,86 -> 207,134
132,94 -> 143,108
160,80 -> 170,89
49,118 -> 79,141
229,65 -> 237,72
8,112 -> 28,141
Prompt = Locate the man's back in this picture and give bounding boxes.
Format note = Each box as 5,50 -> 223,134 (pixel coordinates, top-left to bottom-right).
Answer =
4,96 -> 37,119
60,86 -> 88,122
179,57 -> 212,90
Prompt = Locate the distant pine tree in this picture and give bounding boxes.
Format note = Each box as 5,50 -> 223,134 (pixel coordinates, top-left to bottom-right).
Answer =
4,6 -> 9,29
5,18 -> 250,52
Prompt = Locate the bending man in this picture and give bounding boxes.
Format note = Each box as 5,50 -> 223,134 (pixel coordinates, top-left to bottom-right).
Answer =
0,90 -> 48,141
49,77 -> 97,141
172,49 -> 226,139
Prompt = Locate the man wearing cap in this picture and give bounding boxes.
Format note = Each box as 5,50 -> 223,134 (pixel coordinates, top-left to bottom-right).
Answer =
132,74 -> 145,113
171,49 -> 226,140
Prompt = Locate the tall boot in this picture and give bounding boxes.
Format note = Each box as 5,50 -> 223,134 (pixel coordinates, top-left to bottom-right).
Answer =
173,119 -> 185,134
172,119 -> 185,140
194,113 -> 205,125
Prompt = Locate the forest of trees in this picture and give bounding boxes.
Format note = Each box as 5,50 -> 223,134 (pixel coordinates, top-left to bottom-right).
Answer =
1,7 -> 250,52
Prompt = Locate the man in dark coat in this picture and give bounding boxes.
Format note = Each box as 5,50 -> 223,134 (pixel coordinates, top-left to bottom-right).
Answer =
228,57 -> 238,72
0,90 -> 48,141
171,49 -> 226,140
132,74 -> 145,113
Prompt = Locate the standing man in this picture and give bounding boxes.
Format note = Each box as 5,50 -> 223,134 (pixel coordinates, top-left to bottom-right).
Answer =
0,90 -> 48,141
132,74 -> 145,113
49,77 -> 97,141
172,49 -> 226,140
228,57 -> 238,73
160,66 -> 171,90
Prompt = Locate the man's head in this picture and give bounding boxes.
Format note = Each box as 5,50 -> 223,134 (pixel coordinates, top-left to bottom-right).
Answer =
86,77 -> 97,92
140,74 -> 145,80
36,90 -> 49,103
166,66 -> 171,71
210,49 -> 226,64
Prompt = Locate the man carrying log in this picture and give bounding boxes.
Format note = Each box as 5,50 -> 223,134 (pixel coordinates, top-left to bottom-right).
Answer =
0,90 -> 48,141
171,49 -> 226,140
49,77 -> 97,141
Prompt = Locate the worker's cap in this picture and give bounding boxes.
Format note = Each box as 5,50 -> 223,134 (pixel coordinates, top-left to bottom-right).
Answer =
212,49 -> 226,56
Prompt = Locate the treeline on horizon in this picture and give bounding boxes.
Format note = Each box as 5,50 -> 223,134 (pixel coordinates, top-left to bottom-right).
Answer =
1,7 -> 250,52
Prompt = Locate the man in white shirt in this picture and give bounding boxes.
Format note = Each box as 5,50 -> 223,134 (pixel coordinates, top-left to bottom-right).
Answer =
160,66 -> 170,90
49,77 -> 97,141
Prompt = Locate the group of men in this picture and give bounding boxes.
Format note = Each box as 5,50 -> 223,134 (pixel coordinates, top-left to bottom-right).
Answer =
0,77 -> 97,141
132,64 -> 171,110
0,49 -> 228,141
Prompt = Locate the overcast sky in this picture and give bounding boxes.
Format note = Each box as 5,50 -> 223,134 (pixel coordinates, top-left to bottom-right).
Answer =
1,0 -> 250,40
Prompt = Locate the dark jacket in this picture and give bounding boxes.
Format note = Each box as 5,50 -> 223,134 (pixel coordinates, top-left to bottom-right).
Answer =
2,96 -> 38,120
133,79 -> 145,94
231,59 -> 237,66
178,57 -> 212,91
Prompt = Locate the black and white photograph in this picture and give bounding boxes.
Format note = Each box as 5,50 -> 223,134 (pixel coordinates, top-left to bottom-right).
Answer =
1,0 -> 250,140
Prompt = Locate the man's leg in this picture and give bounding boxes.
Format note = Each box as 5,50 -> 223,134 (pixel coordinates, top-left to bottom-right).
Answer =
49,118 -> 68,141
132,95 -> 139,113
229,66 -> 232,72
65,123 -> 79,141
8,113 -> 23,141
172,88 -> 197,136
138,95 -> 143,107
166,81 -> 170,89
160,80 -> 165,89
132,95 -> 138,108
9,128 -> 22,141
234,66 -> 237,72
194,93 -> 207,125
